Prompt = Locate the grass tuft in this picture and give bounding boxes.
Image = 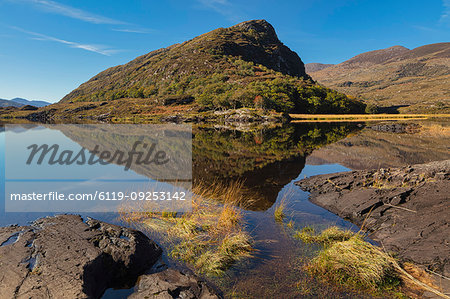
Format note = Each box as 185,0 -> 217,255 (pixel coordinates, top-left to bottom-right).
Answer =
119,180 -> 254,276
296,226 -> 400,291
274,203 -> 285,223
293,226 -> 449,297
295,226 -> 354,246
307,234 -> 400,291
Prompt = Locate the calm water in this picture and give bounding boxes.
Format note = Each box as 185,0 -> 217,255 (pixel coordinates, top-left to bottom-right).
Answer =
1,121 -> 448,298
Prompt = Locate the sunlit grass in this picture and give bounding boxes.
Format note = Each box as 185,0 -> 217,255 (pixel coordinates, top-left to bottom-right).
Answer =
295,226 -> 354,246
274,202 -> 286,223
119,180 -> 254,276
294,226 -> 447,297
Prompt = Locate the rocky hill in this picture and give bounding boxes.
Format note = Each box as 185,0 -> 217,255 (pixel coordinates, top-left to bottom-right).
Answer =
308,43 -> 450,113
49,20 -> 364,119
63,19 -> 308,105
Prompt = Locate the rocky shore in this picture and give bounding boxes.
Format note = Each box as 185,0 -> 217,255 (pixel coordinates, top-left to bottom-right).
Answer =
0,215 -> 220,299
296,160 -> 450,276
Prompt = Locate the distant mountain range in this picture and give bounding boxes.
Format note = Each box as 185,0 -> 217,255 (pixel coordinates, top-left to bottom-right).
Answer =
307,43 -> 450,113
0,98 -> 51,108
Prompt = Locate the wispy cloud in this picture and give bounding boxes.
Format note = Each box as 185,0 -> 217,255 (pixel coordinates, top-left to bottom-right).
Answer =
11,26 -> 120,56
441,0 -> 450,23
9,0 -> 126,25
112,28 -> 156,34
412,25 -> 438,33
197,0 -> 243,22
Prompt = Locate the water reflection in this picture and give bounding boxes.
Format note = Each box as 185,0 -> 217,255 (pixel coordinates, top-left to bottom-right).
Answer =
192,123 -> 362,209
0,122 -> 363,217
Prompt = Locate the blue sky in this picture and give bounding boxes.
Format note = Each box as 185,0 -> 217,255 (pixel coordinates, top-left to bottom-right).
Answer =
0,0 -> 449,102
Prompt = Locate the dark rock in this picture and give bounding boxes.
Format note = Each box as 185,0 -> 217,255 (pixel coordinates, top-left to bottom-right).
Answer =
163,96 -> 194,106
366,123 -> 421,134
71,104 -> 97,113
227,20 -> 308,78
128,269 -> 221,299
296,160 -> 450,276
25,108 -> 57,122
0,215 -> 162,298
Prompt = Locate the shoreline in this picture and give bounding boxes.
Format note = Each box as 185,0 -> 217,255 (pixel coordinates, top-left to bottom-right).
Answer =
296,160 -> 450,277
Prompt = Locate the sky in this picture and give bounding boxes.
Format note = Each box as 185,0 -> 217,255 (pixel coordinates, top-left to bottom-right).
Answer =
0,0 -> 449,102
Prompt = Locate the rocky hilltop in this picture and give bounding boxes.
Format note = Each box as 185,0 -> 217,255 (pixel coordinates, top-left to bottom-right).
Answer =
62,19 -> 308,104
309,43 -> 450,113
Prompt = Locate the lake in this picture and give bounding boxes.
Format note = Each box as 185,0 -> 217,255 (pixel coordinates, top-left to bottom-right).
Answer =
1,120 -> 448,298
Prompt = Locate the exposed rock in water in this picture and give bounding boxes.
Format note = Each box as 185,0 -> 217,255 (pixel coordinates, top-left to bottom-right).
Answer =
0,215 -> 162,298
25,108 -> 57,122
296,160 -> 450,276
128,268 -> 221,299
366,122 -> 421,134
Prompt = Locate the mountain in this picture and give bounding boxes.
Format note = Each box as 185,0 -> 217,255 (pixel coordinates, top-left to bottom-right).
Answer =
305,63 -> 334,73
308,43 -> 450,113
0,98 -> 51,108
62,19 -> 308,104
10,98 -> 51,107
57,20 -> 364,117
0,99 -> 23,108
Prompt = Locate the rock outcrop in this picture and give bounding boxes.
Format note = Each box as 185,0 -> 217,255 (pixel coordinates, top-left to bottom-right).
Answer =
0,214 -> 162,298
128,269 -> 221,299
297,160 -> 450,275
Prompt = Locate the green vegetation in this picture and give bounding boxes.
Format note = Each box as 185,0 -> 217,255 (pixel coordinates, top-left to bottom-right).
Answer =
66,56 -> 365,114
194,69 -> 365,113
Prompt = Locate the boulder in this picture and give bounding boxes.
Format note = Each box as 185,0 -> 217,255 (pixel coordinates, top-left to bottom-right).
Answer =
128,268 -> 221,299
0,214 -> 162,298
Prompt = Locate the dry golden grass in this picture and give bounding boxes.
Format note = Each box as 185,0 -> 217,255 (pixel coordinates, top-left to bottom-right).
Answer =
273,201 -> 286,223
119,180 -> 255,276
294,226 -> 449,298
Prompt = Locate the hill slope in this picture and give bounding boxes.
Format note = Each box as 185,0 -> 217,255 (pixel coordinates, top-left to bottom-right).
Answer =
57,20 -> 364,116
305,63 -> 334,73
309,43 -> 450,113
